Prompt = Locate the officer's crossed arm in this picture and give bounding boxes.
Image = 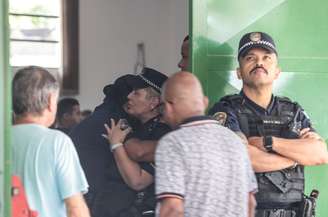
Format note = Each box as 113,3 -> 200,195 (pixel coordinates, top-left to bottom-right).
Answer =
248,128 -> 328,167
247,144 -> 296,172
236,131 -> 296,173
124,138 -> 157,162
209,105 -> 295,172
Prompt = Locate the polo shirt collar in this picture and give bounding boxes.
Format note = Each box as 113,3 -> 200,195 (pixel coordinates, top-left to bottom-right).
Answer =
179,115 -> 218,128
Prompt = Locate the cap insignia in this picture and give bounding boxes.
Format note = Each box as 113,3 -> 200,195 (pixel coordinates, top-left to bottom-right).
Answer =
249,32 -> 261,42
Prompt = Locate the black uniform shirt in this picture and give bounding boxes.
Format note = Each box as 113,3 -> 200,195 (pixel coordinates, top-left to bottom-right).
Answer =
127,115 -> 171,176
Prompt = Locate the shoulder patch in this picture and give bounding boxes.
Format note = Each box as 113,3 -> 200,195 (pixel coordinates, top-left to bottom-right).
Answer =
276,96 -> 292,101
276,96 -> 295,104
276,96 -> 301,110
212,112 -> 227,126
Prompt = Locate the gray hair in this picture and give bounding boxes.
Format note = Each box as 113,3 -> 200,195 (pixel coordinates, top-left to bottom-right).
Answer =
144,87 -> 163,114
145,86 -> 160,99
12,66 -> 60,117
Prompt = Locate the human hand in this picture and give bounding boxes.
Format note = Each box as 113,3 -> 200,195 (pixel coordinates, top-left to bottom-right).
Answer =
299,128 -> 322,140
104,118 -> 132,145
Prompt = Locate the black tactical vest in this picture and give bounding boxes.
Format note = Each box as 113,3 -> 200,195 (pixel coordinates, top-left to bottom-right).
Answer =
223,94 -> 305,206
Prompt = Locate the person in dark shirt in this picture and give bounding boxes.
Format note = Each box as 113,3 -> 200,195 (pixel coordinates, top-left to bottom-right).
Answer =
81,109 -> 92,121
70,68 -> 170,217
178,35 -> 189,71
105,68 -> 171,217
55,97 -> 81,134
69,74 -> 138,217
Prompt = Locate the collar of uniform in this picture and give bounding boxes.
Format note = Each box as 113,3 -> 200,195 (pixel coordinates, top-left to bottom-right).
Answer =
143,114 -> 161,127
179,115 -> 218,128
240,90 -> 276,114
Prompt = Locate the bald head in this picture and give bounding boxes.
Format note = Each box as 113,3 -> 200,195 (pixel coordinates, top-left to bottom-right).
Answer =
164,71 -> 204,105
162,71 -> 208,127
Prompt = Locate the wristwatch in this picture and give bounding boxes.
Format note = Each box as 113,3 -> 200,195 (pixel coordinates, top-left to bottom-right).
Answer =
263,136 -> 273,152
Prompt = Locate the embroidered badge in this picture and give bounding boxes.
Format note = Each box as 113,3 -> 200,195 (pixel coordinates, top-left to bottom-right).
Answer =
249,32 -> 261,42
212,112 -> 227,126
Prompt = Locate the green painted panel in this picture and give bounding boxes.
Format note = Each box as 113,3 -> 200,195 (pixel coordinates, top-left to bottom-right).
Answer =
191,0 -> 328,215
0,0 -> 11,216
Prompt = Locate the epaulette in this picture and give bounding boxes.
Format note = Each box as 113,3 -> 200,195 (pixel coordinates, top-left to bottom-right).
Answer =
276,96 -> 292,103
275,96 -> 299,106
218,94 -> 243,107
275,96 -> 303,115
221,94 -> 243,102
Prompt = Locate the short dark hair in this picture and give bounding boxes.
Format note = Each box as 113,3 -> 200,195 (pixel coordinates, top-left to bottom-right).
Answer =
12,66 -> 59,117
56,98 -> 80,120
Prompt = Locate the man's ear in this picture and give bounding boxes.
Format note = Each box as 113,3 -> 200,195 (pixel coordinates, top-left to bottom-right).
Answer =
203,96 -> 209,110
164,101 -> 173,114
236,67 -> 242,80
274,67 -> 281,80
48,92 -> 58,113
151,96 -> 160,109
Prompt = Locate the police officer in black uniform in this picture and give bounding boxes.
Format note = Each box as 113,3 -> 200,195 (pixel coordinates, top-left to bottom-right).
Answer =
104,68 -> 171,217
70,74 -> 140,217
209,32 -> 328,217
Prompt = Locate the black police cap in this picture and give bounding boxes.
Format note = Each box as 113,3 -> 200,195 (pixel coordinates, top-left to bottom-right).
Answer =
127,67 -> 168,93
238,32 -> 277,59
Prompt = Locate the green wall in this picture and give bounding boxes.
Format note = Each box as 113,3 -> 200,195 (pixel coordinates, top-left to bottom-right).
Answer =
0,0 -> 11,216
191,0 -> 328,216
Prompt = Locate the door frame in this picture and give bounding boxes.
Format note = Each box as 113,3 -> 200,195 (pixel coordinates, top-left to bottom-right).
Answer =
0,0 -> 11,216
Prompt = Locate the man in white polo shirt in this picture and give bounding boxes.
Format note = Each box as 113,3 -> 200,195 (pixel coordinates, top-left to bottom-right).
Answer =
156,71 -> 257,217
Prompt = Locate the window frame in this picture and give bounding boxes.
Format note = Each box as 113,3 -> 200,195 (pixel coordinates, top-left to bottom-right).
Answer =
61,0 -> 79,94
9,0 -> 79,95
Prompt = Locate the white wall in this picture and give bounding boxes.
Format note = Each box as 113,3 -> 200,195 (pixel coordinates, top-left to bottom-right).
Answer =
76,0 -> 188,110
